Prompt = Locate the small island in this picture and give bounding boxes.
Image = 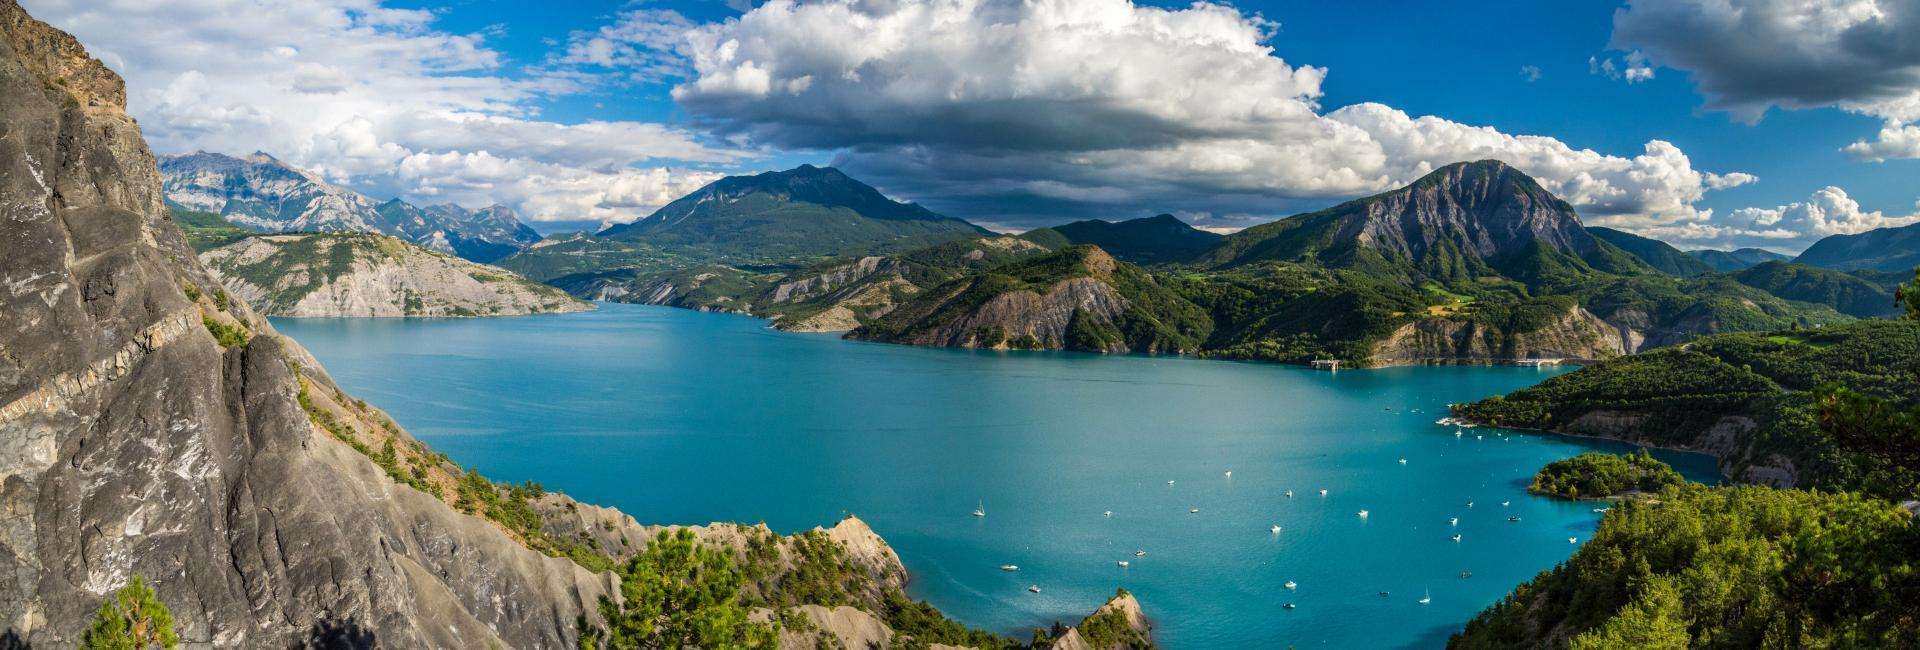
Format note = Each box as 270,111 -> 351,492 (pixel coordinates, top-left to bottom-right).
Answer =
1529,450 -> 1685,500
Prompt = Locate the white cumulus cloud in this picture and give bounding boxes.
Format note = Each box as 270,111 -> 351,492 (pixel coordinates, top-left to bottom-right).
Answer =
644,0 -> 1750,228
1646,186 -> 1920,250
22,0 -> 740,222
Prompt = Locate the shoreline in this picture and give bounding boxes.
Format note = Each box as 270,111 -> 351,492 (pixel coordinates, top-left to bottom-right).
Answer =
1445,414 -> 1731,483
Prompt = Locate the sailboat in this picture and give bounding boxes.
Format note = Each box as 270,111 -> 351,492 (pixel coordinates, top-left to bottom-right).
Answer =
1224,470 -> 1232,478
1357,509 -> 1369,518
1318,489 -> 1328,497
972,501 -> 986,517
1117,560 -> 1130,568
1284,580 -> 1297,590
1285,490 -> 1294,498
1418,591 -> 1431,605
1449,517 -> 1459,526
1451,534 -> 1462,542
1270,525 -> 1282,533
1397,458 -> 1408,465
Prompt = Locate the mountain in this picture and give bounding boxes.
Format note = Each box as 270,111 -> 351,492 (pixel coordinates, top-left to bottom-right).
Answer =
1689,247 -> 1790,272
1729,261 -> 1901,318
200,233 -> 592,317
0,3 -> 1102,646
849,245 -> 1213,353
1023,214 -> 1223,265
594,164 -> 991,261
1792,222 -> 1920,272
1587,226 -> 1713,276
159,151 -> 540,262
1202,160 -> 1649,283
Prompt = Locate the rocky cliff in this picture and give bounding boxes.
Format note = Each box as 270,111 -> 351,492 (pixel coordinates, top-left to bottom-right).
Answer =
851,246 -> 1213,353
199,233 -> 591,317
1,4 -> 1130,647
1370,304 -> 1630,365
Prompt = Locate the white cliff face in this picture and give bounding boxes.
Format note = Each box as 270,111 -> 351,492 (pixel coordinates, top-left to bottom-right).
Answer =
199,234 -> 591,317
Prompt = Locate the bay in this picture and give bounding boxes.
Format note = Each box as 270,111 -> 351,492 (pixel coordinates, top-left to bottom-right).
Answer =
273,303 -> 1718,648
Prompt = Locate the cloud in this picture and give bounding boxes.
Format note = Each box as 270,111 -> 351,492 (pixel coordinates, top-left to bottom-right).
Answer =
1520,65 -> 1542,83
639,0 -> 1749,228
1640,185 -> 1920,250
1610,0 -> 1920,158
1589,51 -> 1653,84
23,0 -> 739,222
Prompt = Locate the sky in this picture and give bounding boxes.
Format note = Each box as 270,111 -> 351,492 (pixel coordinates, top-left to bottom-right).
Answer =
23,0 -> 1920,251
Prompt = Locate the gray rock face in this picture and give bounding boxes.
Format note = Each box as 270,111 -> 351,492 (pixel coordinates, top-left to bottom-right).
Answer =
160,151 -> 541,263
1370,305 -> 1631,365
200,233 -> 592,317
0,4 -> 614,645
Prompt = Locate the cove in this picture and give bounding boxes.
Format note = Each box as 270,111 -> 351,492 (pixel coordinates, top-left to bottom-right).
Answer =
273,303 -> 1719,648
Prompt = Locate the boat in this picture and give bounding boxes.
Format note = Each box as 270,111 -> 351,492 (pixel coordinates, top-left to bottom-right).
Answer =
1357,510 -> 1369,518
1224,470 -> 1232,478
1028,585 -> 1041,593
1449,517 -> 1459,526
1318,489 -> 1328,496
1378,591 -> 1390,598
1507,516 -> 1521,522
1284,490 -> 1294,498
1451,534 -> 1461,542
1167,480 -> 1175,485
1454,429 -> 1463,437
1000,564 -> 1019,571
1189,507 -> 1200,513
1569,537 -> 1578,544
1460,571 -> 1472,579
1270,525 -> 1282,533
1103,510 -> 1113,517
972,501 -> 986,517
1501,501 -> 1510,507
1397,458 -> 1407,465
1592,507 -> 1609,513
1284,580 -> 1297,590
1283,603 -> 1296,610
1134,549 -> 1146,557
1117,560 -> 1130,568
1465,500 -> 1474,508
1418,591 -> 1431,605
1475,434 -> 1483,440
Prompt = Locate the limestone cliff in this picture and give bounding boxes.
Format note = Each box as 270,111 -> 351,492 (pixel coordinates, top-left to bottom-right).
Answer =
1047,590 -> 1154,650
200,233 -> 591,317
1370,304 -> 1630,365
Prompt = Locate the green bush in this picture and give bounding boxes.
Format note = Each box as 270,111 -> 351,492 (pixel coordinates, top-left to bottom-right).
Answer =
81,576 -> 178,649
200,315 -> 249,349
582,529 -> 775,649
1530,450 -> 1685,499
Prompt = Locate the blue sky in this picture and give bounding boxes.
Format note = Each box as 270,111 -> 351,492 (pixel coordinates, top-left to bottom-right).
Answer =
29,0 -> 1920,250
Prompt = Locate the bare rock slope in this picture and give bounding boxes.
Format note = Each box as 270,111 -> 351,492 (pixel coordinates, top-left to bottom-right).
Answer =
200,233 -> 591,317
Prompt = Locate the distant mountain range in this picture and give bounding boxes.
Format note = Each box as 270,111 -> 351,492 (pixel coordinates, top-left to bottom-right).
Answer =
1587,227 -> 1714,276
159,151 -> 540,262
200,233 -> 591,317
1023,214 -> 1222,265
1689,247 -> 1791,272
1792,221 -> 1920,273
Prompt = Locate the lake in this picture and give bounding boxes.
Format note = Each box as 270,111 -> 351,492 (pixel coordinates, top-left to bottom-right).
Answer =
273,303 -> 1719,648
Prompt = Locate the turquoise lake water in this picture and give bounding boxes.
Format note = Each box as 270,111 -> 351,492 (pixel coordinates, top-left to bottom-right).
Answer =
273,303 -> 1720,648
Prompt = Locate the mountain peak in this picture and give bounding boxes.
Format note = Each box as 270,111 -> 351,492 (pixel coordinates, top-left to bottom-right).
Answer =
597,165 -> 987,250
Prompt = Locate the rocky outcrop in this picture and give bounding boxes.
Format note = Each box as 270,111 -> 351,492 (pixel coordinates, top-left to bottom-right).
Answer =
1370,305 -> 1629,365
1049,590 -> 1154,650
200,233 -> 591,317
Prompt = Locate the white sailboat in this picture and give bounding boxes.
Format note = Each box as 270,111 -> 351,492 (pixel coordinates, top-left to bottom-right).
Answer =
1284,580 -> 1297,590
1418,591 -> 1431,605
972,501 -> 986,517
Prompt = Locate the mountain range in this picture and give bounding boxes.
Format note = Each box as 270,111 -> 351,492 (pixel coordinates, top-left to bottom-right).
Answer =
1023,214 -> 1223,265
159,151 -> 540,262
1792,221 -> 1920,273
1688,246 -> 1791,272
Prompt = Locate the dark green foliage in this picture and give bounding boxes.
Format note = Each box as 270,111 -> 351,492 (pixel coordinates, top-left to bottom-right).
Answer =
180,283 -> 200,303
584,529 -> 775,650
878,590 -> 1018,649
1899,267 -> 1919,320
1689,248 -> 1789,272
200,315 -> 249,349
166,204 -> 252,252
1792,221 -> 1920,272
1041,214 -> 1222,265
1587,227 -> 1713,276
81,576 -> 178,650
1459,319 -> 1919,496
1530,451 -> 1685,499
1730,261 -> 1899,317
1449,485 -> 1920,649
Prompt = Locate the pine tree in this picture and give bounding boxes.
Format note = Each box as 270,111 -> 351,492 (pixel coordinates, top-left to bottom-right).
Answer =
81,575 -> 179,649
